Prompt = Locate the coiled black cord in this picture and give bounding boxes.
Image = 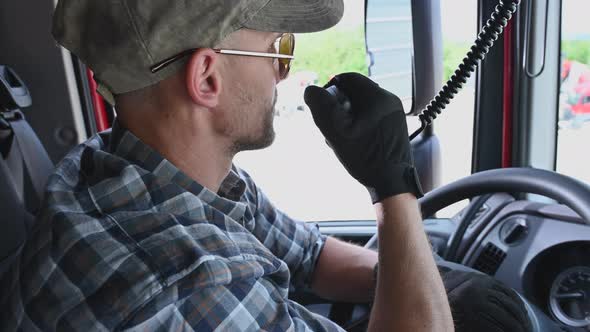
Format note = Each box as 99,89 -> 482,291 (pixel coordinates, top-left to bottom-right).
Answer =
410,0 -> 522,141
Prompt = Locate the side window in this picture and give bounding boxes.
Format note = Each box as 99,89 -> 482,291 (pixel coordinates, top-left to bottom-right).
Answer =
557,0 -> 590,185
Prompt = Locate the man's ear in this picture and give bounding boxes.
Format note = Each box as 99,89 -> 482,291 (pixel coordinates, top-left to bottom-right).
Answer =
185,49 -> 221,108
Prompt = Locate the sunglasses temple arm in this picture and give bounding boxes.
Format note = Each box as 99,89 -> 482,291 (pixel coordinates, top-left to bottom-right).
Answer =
150,49 -> 199,73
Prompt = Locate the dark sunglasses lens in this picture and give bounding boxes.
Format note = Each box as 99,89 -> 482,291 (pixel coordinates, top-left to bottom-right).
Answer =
278,34 -> 294,79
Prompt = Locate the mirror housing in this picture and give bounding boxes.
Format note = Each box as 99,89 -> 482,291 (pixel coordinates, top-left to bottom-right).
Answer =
410,0 -> 444,115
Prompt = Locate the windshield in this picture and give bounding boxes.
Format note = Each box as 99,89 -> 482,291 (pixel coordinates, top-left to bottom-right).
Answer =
235,0 -> 477,221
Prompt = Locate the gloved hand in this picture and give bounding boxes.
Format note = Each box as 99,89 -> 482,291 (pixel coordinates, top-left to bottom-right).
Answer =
304,72 -> 423,203
442,270 -> 533,332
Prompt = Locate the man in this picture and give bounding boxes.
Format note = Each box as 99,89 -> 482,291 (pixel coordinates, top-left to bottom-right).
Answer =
0,0 -> 531,331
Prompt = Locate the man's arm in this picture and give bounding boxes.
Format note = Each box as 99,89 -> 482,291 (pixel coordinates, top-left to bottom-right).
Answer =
369,194 -> 453,331
311,237 -> 377,303
304,73 -> 454,331
309,195 -> 454,331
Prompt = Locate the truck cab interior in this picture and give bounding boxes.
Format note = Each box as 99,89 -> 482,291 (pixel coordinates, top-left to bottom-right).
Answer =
1,0 -> 590,331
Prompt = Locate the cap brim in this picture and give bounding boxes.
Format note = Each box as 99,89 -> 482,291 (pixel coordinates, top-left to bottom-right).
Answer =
243,0 -> 344,33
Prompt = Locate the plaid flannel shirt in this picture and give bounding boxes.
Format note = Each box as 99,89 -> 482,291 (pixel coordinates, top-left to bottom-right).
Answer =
1,121 -> 344,331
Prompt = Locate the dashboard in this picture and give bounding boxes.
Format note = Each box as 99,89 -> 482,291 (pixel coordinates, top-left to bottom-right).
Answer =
442,194 -> 590,330
316,194 -> 590,330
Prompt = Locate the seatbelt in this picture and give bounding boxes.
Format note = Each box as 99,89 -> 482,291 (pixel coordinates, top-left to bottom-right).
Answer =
0,150 -> 31,278
0,148 -> 22,204
9,111 -> 54,206
0,125 -> 24,201
0,66 -> 54,214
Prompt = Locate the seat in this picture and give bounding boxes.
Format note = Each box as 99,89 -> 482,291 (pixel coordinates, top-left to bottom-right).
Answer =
0,65 -> 54,277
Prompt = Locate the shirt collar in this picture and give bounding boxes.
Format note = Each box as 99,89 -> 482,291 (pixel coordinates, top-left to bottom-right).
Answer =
108,120 -> 248,219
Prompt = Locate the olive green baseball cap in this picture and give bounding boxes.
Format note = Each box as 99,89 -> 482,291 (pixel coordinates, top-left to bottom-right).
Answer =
52,0 -> 344,104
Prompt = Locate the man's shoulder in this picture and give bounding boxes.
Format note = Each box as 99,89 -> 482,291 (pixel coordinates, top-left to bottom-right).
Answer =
4,130 -> 291,329
39,133 -> 267,274
45,131 -> 132,203
43,130 -> 194,218
16,194 -> 279,330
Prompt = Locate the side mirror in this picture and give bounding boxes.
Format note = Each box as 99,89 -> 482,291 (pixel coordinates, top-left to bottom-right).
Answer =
365,0 -> 443,192
410,0 -> 444,115
410,0 -> 444,193
365,0 -> 443,114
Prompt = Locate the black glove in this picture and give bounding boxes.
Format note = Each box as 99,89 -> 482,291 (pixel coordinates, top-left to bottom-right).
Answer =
304,72 -> 423,203
442,270 -> 533,332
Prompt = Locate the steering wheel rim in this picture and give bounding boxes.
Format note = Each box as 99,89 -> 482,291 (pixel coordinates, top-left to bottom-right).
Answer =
419,167 -> 590,222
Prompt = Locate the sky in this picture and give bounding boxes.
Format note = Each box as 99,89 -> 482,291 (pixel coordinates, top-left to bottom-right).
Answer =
441,0 -> 590,41
562,0 -> 590,39
440,0 -> 478,42
337,0 -> 478,41
339,0 -> 590,41
336,0 -> 365,28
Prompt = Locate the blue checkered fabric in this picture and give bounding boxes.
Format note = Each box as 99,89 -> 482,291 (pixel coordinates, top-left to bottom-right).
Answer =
0,121 -> 343,331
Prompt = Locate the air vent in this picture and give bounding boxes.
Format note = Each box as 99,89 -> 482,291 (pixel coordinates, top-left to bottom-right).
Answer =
473,243 -> 506,275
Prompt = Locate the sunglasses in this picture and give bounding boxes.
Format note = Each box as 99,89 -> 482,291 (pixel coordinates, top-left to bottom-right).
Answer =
150,33 -> 295,80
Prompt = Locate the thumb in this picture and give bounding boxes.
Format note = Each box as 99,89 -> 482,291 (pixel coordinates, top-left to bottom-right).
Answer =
304,85 -> 338,131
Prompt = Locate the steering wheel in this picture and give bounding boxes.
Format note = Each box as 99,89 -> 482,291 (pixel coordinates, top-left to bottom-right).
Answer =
334,167 -> 590,331
419,167 -> 590,222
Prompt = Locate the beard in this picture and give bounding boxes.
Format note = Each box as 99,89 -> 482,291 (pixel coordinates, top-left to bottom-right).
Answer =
230,105 -> 275,153
227,89 -> 277,155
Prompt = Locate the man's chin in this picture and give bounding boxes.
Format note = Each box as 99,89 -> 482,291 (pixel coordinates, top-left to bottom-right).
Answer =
254,127 -> 276,150
231,105 -> 276,153
231,128 -> 275,154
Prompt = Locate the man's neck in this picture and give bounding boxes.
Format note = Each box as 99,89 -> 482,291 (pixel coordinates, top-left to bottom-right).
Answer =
117,110 -> 233,194
164,139 -> 233,194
